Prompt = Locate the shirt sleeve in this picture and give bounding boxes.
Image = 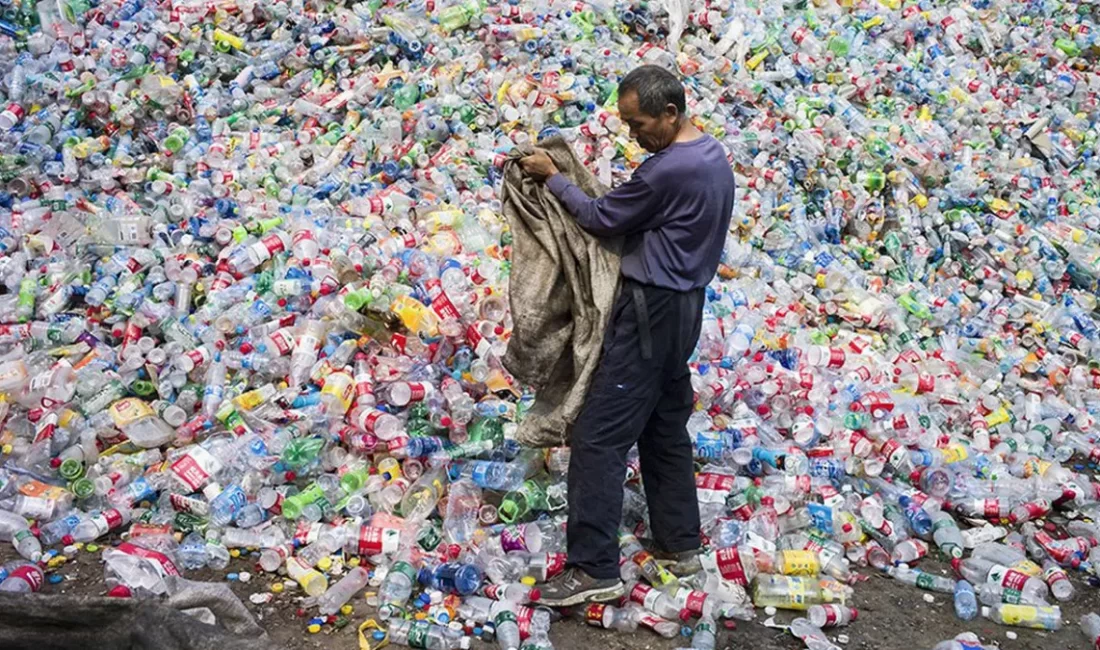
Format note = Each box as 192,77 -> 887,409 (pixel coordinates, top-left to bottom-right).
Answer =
546,172 -> 663,238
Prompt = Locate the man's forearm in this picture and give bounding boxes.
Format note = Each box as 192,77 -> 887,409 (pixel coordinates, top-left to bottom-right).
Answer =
547,174 -> 600,232
545,173 -> 656,237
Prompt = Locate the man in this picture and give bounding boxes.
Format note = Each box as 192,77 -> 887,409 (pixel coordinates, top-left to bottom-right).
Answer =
519,65 -> 736,606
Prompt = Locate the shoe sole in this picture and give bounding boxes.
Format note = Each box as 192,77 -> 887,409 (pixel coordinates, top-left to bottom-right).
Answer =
536,582 -> 625,608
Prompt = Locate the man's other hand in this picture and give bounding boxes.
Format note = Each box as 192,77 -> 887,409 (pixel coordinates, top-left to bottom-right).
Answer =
519,150 -> 559,182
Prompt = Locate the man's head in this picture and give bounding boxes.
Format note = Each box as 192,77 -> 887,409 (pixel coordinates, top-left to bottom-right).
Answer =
616,65 -> 687,153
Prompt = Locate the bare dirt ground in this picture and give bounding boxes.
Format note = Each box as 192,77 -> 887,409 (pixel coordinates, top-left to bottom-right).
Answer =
5,542 -> 1099,650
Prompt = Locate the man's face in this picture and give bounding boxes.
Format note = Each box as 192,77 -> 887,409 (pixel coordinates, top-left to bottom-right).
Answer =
618,90 -> 679,153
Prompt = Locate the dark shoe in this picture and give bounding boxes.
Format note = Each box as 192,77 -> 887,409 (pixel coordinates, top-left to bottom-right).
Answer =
533,567 -> 624,607
654,549 -> 702,576
639,538 -> 702,576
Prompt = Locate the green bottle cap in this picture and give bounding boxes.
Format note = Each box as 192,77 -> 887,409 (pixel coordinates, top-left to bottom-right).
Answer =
59,458 -> 84,480
71,477 -> 94,500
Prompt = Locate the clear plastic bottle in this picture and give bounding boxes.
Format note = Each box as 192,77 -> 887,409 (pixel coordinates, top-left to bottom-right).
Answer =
1042,559 -> 1075,602
691,615 -> 717,650
491,600 -> 521,650
318,566 -> 370,615
981,603 -> 1062,630
953,580 -> 978,621
378,549 -> 419,619
808,604 -> 858,628
387,620 -> 457,650
71,507 -> 131,543
0,563 -> 44,592
1080,613 -> 1100,649
286,556 -> 328,597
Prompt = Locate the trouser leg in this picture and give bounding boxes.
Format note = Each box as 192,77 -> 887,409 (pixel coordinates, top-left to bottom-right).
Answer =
567,288 -> 659,580
638,367 -> 701,553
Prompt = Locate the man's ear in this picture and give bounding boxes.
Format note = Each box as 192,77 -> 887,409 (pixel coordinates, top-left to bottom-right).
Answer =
665,103 -> 680,122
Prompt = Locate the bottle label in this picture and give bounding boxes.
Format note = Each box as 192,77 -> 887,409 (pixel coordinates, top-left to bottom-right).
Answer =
543,553 -> 566,580
707,545 -> 749,585
297,333 -> 321,353
354,372 -> 374,400
988,565 -> 1029,592
169,493 -> 210,516
170,445 -> 222,491
391,560 -> 417,583
19,479 -> 67,501
216,484 -> 247,513
629,582 -> 656,608
287,556 -> 322,586
13,527 -> 35,547
1001,587 -> 1023,604
821,604 -> 842,626
583,603 -> 606,628
673,587 -> 708,615
403,382 -> 428,402
14,495 -> 53,520
260,232 -> 286,256
116,541 -> 181,577
785,576 -> 810,608
32,414 -> 57,443
357,526 -> 400,556
294,521 -> 325,546
292,229 -> 314,247
1012,559 -> 1042,578
470,462 -> 492,486
998,604 -> 1040,628
695,472 -> 736,504
104,508 -> 124,530
28,367 -> 58,393
390,333 -> 410,355
183,347 -> 211,367
635,611 -> 665,631
815,542 -> 841,569
320,372 -> 355,413
8,564 -> 42,591
879,438 -> 901,462
779,550 -> 820,576
424,280 -> 462,322
915,572 -> 937,590
406,621 -> 431,648
493,609 -> 518,627
500,525 -> 531,553
107,398 -> 155,428
1043,565 -> 1069,587
466,323 -> 493,357
356,408 -> 385,433
641,584 -> 668,612
268,328 -> 295,355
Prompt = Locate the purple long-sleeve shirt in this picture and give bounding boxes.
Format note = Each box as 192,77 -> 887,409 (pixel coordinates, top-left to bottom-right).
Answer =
546,135 -> 735,291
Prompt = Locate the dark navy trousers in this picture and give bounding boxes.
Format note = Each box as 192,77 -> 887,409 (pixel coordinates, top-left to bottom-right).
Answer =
567,279 -> 704,579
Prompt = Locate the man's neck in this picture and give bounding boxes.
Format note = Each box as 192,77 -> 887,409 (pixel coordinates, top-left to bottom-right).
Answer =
673,119 -> 703,144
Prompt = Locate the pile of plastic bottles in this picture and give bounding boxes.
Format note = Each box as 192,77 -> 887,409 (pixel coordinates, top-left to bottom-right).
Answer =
5,0 -> 1100,646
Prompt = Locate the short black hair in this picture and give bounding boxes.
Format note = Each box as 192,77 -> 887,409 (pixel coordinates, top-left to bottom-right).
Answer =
618,65 -> 686,118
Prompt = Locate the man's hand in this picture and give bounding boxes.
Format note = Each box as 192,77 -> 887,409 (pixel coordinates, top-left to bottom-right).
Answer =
519,149 -> 559,182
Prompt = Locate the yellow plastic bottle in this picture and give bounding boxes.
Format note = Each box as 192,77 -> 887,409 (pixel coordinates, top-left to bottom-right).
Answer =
286,556 -> 328,597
